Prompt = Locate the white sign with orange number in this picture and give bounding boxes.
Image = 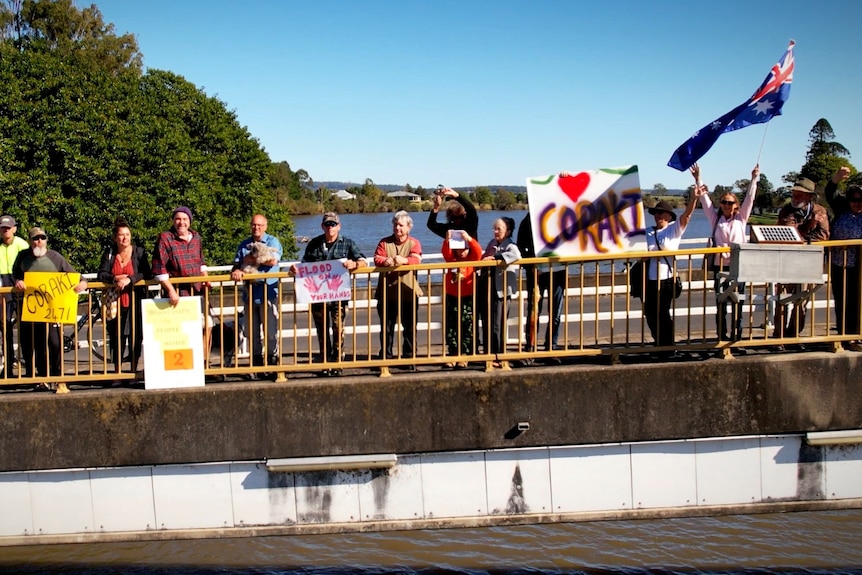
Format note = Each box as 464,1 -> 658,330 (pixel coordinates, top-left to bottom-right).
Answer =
141,297 -> 205,389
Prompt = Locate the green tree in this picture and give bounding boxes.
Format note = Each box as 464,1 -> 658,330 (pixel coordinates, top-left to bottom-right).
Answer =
494,189 -> 517,210
473,186 -> 492,208
653,183 -> 667,195
0,8 -> 293,269
1,0 -> 142,73
799,118 -> 856,187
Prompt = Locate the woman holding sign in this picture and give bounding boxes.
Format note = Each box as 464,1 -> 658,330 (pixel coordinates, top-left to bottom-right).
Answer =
12,226 -> 87,393
97,217 -> 152,376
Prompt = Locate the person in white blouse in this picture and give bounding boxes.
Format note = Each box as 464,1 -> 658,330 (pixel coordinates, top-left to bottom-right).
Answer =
692,163 -> 759,341
643,191 -> 699,358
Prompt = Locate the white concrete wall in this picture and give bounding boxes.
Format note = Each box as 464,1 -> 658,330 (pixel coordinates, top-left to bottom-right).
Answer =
1,434 -> 861,542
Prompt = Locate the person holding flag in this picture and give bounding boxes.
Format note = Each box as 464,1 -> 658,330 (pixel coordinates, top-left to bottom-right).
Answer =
668,41 -> 795,172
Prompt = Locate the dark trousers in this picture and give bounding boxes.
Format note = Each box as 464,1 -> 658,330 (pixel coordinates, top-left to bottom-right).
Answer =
644,279 -> 675,347
773,284 -> 809,339
1,295 -> 16,375
714,274 -> 746,341
478,275 -> 510,355
444,292 -> 474,356
377,286 -> 417,358
831,265 -> 861,336
523,267 -> 566,351
104,303 -> 143,372
311,301 -> 347,362
20,322 -> 62,378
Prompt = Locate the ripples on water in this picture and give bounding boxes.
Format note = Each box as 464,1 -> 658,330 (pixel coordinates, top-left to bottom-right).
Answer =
2,510 -> 862,574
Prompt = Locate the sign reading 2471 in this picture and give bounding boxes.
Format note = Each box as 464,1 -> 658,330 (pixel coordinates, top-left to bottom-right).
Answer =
21,271 -> 82,325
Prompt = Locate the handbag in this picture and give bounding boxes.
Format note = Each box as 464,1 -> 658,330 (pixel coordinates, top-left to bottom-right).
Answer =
103,288 -> 119,321
704,214 -> 721,273
629,260 -> 644,299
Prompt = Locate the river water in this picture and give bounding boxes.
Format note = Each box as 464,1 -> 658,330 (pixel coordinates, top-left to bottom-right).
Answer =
2,510 -> 861,573
6,208 -> 860,573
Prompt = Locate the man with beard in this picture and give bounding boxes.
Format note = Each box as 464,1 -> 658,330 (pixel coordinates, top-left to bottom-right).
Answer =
773,177 -> 830,341
12,227 -> 87,393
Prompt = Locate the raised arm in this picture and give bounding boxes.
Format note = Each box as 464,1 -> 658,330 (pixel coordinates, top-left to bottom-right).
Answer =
738,164 -> 760,222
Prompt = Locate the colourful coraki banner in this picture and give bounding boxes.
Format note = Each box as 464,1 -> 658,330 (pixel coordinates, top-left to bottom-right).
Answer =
525,166 -> 646,257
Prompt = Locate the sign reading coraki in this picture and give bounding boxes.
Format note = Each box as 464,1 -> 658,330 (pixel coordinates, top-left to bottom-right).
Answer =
20,271 -> 81,324
526,166 -> 646,257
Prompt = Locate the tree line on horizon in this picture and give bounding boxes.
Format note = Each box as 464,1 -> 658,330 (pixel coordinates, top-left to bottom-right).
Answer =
1,1 -> 859,271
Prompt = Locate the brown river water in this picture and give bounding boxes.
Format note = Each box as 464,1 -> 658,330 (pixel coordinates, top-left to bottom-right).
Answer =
2,510 -> 861,574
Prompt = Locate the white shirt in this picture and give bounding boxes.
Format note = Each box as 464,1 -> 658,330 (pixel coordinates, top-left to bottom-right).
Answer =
646,222 -> 685,281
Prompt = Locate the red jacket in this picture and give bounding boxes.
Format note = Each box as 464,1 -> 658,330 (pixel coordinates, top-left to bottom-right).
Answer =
441,237 -> 482,297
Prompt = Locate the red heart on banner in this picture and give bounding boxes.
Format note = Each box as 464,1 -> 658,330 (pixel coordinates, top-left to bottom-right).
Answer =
558,172 -> 590,204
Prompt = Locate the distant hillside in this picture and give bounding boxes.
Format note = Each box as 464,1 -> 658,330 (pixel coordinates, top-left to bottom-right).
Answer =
317,181 -> 528,195
317,181 -> 684,196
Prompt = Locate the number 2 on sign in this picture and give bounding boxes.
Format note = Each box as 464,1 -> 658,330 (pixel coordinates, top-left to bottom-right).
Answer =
164,349 -> 193,371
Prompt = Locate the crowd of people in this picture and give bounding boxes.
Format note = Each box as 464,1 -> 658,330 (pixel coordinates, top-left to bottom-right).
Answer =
1,169 -> 861,390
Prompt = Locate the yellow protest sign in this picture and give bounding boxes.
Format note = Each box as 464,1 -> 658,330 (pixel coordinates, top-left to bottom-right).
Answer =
21,271 -> 81,325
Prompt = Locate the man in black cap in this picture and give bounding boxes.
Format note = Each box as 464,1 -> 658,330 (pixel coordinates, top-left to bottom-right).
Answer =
292,212 -> 367,376
773,177 -> 830,340
13,227 -> 88,392
0,215 -> 28,377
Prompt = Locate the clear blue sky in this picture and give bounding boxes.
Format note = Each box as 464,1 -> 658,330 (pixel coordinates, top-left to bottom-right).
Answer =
94,0 -> 861,191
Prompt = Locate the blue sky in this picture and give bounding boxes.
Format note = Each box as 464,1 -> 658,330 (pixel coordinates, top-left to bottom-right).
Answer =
94,0 -> 861,191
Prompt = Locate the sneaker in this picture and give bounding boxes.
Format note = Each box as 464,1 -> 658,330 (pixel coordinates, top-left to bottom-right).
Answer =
847,341 -> 862,352
444,362 -> 455,368
455,362 -> 468,369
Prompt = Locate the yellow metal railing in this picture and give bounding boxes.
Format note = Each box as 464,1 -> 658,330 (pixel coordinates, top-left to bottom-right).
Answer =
1,239 -> 860,390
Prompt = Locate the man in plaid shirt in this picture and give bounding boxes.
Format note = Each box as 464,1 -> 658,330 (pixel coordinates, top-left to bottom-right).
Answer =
291,212 -> 366,376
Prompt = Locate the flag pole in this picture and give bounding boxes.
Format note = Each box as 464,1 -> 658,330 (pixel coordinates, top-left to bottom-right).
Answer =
756,122 -> 770,166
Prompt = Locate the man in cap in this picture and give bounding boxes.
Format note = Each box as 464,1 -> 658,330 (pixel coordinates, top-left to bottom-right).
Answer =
291,212 -> 367,376
12,227 -> 87,393
230,214 -> 283,379
0,215 -> 28,377
773,178 -> 830,341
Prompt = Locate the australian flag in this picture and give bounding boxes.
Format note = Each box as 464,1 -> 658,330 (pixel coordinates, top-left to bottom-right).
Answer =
668,41 -> 795,171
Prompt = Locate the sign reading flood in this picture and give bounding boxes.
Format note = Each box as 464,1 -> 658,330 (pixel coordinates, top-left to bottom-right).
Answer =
292,259 -> 351,303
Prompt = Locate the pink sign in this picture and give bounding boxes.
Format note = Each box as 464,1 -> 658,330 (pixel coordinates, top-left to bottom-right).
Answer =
293,260 -> 352,304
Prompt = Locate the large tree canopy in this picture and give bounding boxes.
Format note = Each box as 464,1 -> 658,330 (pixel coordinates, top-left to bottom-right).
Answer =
0,0 -> 294,270
799,118 -> 857,190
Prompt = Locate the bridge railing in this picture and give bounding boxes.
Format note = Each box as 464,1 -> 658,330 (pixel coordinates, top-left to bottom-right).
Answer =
0,238 -> 859,389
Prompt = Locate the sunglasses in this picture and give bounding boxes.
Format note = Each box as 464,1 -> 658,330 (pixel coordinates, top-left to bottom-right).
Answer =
31,235 -> 47,241
719,200 -> 737,205
849,198 -> 862,204
322,221 -> 338,228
